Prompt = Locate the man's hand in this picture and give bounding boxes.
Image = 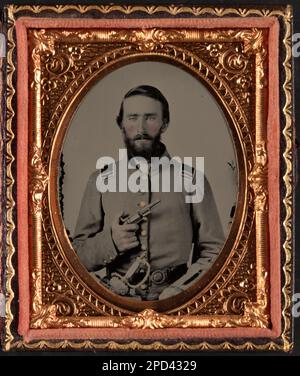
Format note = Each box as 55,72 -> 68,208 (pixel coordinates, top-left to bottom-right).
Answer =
111,211 -> 139,253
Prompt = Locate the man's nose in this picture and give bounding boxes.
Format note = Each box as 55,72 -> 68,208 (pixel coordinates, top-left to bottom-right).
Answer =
137,116 -> 147,132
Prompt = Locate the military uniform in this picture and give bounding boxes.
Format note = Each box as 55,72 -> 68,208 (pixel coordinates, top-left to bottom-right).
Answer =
73,145 -> 225,300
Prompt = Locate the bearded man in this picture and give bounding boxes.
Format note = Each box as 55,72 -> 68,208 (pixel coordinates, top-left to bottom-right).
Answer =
72,85 -> 224,300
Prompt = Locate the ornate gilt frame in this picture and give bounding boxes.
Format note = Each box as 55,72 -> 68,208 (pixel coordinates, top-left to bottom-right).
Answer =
3,5 -> 293,351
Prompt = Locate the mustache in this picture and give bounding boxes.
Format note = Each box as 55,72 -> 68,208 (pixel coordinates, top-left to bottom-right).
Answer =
133,134 -> 153,141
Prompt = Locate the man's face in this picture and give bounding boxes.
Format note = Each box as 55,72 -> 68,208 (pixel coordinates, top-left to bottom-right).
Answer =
121,95 -> 166,157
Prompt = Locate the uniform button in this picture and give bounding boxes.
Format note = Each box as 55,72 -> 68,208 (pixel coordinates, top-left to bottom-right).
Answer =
139,201 -> 146,208
141,230 -> 147,237
141,244 -> 147,251
152,270 -> 165,284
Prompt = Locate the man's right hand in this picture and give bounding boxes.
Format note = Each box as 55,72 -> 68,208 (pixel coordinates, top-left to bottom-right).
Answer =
111,212 -> 139,253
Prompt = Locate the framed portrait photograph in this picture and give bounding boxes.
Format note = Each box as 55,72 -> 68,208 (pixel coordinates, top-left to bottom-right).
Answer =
60,60 -> 237,307
0,3 -> 296,353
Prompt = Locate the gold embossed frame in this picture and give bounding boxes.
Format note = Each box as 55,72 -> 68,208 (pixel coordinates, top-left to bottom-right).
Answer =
3,5 -> 294,352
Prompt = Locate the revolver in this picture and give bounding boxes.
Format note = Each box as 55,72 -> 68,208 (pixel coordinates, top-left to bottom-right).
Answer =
119,199 -> 160,225
109,199 -> 161,294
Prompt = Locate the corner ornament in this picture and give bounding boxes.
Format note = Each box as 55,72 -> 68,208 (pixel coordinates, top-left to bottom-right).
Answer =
31,270 -> 59,329
204,28 -> 265,55
31,270 -> 84,329
240,268 -> 270,328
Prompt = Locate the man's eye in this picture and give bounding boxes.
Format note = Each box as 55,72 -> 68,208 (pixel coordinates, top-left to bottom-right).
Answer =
147,115 -> 156,121
128,115 -> 138,121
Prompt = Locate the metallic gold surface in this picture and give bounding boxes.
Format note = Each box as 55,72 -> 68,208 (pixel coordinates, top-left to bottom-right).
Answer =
281,5 -> 294,352
4,4 -> 293,352
39,27 -> 254,320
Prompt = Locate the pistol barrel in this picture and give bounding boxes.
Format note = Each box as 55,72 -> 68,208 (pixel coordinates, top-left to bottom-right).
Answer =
140,199 -> 161,213
120,199 -> 161,224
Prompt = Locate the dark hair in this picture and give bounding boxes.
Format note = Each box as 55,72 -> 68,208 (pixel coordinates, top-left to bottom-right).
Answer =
116,85 -> 170,127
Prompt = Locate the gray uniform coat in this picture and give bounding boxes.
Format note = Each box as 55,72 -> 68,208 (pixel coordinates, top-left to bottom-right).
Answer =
73,146 -> 225,299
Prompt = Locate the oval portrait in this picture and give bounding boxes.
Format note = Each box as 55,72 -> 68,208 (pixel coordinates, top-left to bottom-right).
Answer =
59,61 -> 239,306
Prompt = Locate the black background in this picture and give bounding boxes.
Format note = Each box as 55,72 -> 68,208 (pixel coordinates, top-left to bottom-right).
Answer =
0,0 -> 299,361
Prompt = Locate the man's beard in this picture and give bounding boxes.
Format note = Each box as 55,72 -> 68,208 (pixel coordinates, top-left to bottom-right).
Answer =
123,132 -> 164,160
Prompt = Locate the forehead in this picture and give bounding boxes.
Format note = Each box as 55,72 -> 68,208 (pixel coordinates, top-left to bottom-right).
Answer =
123,95 -> 162,114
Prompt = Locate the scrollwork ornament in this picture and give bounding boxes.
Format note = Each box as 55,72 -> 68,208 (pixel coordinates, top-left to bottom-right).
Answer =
219,48 -> 248,75
205,28 -> 266,88
235,29 -> 267,88
31,30 -> 74,103
238,29 -> 265,56
241,270 -> 270,328
221,286 -> 250,315
248,142 -> 268,213
204,28 -> 265,55
242,292 -> 269,328
206,43 -> 223,58
51,293 -> 79,316
235,76 -> 252,104
33,29 -> 58,55
29,146 -> 49,215
31,30 -> 59,87
31,271 -> 85,328
31,270 -> 59,329
111,28 -> 186,51
116,309 -> 186,329
46,53 -> 71,76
